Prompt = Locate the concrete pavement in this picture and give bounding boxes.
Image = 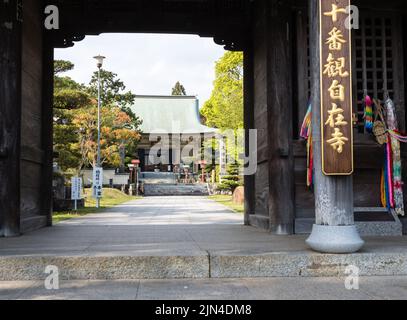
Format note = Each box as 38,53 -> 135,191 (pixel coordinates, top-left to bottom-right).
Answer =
1,276 -> 407,300
0,196 -> 407,280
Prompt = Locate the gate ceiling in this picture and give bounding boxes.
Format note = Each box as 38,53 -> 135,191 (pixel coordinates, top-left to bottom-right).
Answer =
47,0 -> 253,50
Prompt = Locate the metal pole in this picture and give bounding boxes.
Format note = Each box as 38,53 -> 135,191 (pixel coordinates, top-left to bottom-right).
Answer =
136,167 -> 139,196
96,67 -> 101,208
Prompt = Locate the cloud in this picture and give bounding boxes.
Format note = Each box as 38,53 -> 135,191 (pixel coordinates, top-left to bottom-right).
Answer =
54,33 -> 225,106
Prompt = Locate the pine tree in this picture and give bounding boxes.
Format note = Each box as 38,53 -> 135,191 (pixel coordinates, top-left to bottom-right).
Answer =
171,81 -> 187,96
217,163 -> 242,192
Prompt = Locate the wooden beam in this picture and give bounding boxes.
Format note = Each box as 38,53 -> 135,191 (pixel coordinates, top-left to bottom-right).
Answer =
47,0 -> 252,48
267,0 -> 295,234
244,43 -> 255,225
41,34 -> 54,227
0,0 -> 22,236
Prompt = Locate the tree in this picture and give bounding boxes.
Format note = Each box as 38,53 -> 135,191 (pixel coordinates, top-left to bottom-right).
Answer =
54,60 -> 74,74
53,60 -> 141,174
171,81 -> 187,96
200,52 -> 243,130
72,104 -> 140,170
53,60 -> 92,171
217,163 -> 242,192
200,52 -> 244,186
88,69 -> 141,129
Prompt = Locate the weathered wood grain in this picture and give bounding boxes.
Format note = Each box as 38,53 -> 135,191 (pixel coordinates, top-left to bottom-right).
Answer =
267,0 -> 295,234
244,45 -> 255,224
19,0 -> 48,232
41,37 -> 54,227
0,0 -> 22,236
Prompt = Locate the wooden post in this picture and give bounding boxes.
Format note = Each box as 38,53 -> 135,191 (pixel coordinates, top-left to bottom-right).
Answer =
41,35 -> 54,227
244,44 -> 255,225
0,0 -> 22,236
307,0 -> 363,253
267,0 -> 295,234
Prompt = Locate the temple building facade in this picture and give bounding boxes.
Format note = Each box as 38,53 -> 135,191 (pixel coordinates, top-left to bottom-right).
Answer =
131,95 -> 217,173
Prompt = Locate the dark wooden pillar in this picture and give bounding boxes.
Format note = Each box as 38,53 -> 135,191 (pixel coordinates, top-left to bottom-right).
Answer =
267,0 -> 295,234
244,45 -> 255,225
41,35 -> 54,227
0,0 -> 22,236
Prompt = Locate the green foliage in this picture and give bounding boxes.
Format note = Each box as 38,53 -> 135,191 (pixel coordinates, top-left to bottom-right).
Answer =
54,60 -> 74,74
88,69 -> 135,109
53,60 -> 141,173
171,81 -> 187,95
217,163 -> 242,192
54,89 -> 91,110
200,51 -> 243,130
201,52 -> 244,185
88,69 -> 141,129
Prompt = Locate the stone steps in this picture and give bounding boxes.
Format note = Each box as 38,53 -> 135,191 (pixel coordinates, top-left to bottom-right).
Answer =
140,172 -> 176,185
143,184 -> 209,196
1,251 -> 407,280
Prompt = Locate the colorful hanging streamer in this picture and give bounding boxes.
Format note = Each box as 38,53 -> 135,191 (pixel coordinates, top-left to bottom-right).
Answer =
384,97 -> 405,216
382,135 -> 395,209
300,104 -> 313,187
388,130 -> 407,143
364,95 -> 374,133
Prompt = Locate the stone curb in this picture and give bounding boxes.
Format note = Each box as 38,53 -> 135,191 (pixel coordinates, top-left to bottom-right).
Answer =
1,252 -> 406,280
210,252 -> 407,278
0,256 -> 209,281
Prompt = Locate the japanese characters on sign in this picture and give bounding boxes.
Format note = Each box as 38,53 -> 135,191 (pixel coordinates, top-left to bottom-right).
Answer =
92,167 -> 103,199
71,176 -> 82,200
320,0 -> 353,175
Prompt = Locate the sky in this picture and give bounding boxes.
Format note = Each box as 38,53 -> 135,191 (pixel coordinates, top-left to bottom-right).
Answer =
55,33 -> 226,107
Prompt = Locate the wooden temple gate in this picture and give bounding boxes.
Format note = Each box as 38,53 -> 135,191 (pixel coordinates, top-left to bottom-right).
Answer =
1,0 -> 406,241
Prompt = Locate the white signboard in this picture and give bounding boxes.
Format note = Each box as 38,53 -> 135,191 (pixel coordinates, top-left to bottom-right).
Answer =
92,167 -> 103,199
71,177 -> 82,200
219,137 -> 227,176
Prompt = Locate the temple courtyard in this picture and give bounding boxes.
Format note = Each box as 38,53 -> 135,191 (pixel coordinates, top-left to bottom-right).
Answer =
0,196 -> 407,299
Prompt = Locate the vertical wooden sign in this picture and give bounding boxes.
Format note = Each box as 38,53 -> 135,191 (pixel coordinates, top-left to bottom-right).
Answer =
320,0 -> 353,175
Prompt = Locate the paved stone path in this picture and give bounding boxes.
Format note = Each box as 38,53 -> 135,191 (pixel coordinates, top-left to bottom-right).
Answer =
0,196 -> 314,258
1,196 -> 407,284
1,276 -> 407,300
3,196 -> 405,257
0,196 -> 267,257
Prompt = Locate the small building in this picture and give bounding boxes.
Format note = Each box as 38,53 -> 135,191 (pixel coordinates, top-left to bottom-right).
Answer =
82,169 -> 130,188
131,95 -> 217,173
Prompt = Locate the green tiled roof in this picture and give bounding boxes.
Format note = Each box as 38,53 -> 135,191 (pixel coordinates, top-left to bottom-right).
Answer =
130,95 -> 217,134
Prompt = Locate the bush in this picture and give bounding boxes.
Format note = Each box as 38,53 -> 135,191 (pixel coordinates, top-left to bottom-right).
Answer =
217,163 -> 242,192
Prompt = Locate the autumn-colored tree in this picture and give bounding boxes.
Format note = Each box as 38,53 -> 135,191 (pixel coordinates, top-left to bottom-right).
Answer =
53,60 -> 141,174
53,60 -> 92,171
72,104 -> 140,170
